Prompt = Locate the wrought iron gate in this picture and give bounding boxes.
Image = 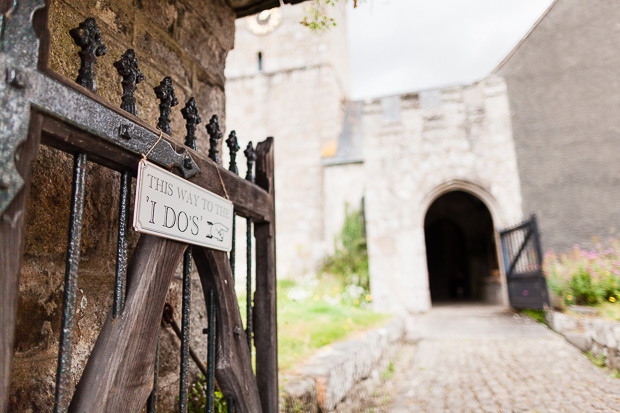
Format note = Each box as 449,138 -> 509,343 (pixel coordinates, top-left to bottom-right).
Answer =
1,2 -> 277,412
499,215 -> 549,310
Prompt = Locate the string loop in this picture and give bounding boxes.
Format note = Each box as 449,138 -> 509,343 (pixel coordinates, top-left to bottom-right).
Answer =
143,128 -> 165,161
142,127 -> 231,201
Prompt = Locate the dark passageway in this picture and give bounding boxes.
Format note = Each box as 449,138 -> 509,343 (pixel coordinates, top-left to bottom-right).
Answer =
424,191 -> 500,304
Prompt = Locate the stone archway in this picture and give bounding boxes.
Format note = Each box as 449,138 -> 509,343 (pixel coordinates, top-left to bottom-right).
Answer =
424,190 -> 502,304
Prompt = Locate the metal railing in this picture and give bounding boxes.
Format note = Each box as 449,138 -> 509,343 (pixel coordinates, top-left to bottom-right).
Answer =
1,4 -> 277,412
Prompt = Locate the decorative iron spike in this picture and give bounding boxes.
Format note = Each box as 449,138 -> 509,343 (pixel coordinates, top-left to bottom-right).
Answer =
69,17 -> 108,92
226,131 -> 240,175
244,142 -> 256,183
154,76 -> 178,136
181,97 -> 201,151
206,115 -> 223,164
113,49 -> 144,117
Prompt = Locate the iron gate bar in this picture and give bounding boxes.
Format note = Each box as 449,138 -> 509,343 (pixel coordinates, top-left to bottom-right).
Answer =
162,304 -> 208,377
2,4 -> 277,411
226,131 -> 240,278
113,170 -> 130,319
180,250 -> 192,413
179,95 -> 201,413
531,215 -> 544,269
507,229 -> 533,277
147,331 -> 161,413
244,142 -> 257,354
54,152 -> 87,413
112,48 -> 143,319
206,289 -> 216,413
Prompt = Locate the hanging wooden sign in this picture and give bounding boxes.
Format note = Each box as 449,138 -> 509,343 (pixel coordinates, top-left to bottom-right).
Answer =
133,159 -> 233,252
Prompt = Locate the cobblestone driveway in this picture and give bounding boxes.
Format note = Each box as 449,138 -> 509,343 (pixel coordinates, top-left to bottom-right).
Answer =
355,305 -> 620,412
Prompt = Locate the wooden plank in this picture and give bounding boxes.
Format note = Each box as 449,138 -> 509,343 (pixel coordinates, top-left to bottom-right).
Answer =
253,138 -> 278,413
69,235 -> 186,412
192,247 -> 262,413
0,114 -> 42,412
38,110 -> 273,222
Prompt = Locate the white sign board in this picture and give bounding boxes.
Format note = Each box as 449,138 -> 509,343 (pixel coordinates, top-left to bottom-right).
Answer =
133,160 -> 233,252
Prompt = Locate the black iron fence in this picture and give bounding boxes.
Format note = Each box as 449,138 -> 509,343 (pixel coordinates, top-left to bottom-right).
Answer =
1,3 -> 276,412
499,215 -> 549,310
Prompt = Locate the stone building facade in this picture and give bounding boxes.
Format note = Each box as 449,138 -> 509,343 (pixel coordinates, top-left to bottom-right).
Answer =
227,0 -> 620,314
496,0 -> 620,253
362,79 -> 523,312
226,3 -> 350,279
9,0 -> 291,410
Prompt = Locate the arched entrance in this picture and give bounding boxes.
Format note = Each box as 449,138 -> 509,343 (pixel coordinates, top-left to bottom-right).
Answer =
424,191 -> 501,304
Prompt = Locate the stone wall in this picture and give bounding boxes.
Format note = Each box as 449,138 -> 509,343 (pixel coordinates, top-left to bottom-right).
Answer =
361,77 -> 524,313
551,311 -> 620,371
226,3 -> 349,279
497,0 -> 620,253
11,0 -> 236,410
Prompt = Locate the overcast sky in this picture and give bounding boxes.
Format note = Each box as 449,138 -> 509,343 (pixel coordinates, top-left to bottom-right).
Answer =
347,0 -> 554,100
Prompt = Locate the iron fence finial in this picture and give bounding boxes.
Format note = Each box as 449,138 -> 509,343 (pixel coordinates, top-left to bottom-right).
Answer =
206,115 -> 223,164
70,17 -> 108,92
244,142 -> 256,183
226,131 -> 240,175
181,97 -> 202,151
154,76 -> 178,136
114,49 -> 144,117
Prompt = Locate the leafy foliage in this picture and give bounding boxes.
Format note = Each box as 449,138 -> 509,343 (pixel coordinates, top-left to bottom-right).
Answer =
320,204 -> 370,305
520,309 -> 548,325
544,239 -> 620,306
188,375 -> 228,413
301,0 -> 360,31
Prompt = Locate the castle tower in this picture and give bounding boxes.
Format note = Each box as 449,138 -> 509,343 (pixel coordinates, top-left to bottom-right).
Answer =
226,2 -> 351,279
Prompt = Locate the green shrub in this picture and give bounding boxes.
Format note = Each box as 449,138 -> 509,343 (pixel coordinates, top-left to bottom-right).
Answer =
320,204 -> 370,305
187,375 -> 228,413
544,239 -> 620,306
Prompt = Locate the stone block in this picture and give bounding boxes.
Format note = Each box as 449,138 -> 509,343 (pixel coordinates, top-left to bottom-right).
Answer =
551,311 -> 581,333
280,316 -> 405,412
563,332 -> 592,353
281,376 -> 318,413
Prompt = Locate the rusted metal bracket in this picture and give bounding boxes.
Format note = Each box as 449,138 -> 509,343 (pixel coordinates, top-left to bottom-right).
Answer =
0,0 -> 200,214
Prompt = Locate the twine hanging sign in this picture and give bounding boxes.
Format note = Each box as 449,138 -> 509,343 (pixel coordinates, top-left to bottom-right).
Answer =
133,159 -> 233,252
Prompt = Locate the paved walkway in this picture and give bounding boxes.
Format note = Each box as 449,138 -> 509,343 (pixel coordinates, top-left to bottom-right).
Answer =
356,304 -> 620,412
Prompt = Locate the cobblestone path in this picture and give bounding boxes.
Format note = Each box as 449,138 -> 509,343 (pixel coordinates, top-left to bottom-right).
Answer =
356,305 -> 620,412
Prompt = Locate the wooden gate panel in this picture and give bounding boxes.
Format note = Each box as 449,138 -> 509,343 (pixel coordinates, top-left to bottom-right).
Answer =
193,247 -> 261,413
254,138 -> 278,413
70,236 -> 186,412
2,2 -> 278,410
0,115 -> 42,413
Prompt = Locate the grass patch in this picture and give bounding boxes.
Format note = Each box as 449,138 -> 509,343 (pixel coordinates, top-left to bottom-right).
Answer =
276,278 -> 390,372
381,361 -> 395,381
235,277 -> 390,373
586,351 -> 607,368
520,309 -> 548,325
594,302 -> 620,321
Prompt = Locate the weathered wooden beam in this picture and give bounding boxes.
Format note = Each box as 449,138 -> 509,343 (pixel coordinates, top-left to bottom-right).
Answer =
69,235 -> 186,412
36,80 -> 273,223
253,137 -> 278,413
0,114 -> 42,413
192,247 -> 262,413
